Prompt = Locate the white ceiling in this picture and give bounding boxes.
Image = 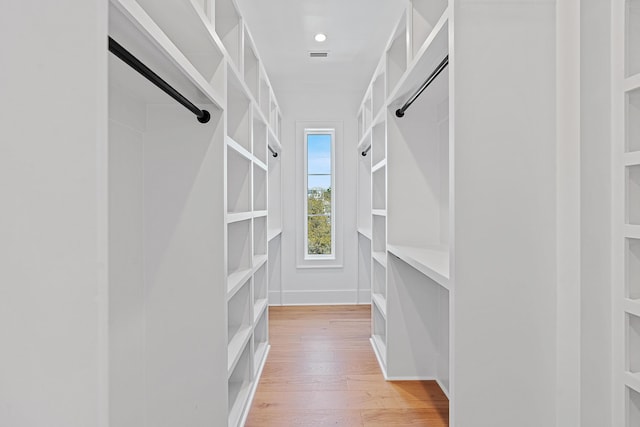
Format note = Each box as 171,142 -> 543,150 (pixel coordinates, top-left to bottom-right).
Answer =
235,0 -> 407,100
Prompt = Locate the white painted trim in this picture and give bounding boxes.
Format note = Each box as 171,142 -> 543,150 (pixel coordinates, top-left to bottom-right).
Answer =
303,128 -> 336,259
272,290 -> 367,305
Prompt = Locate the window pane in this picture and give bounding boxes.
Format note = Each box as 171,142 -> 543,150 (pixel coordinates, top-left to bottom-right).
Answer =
307,215 -> 331,255
307,174 -> 331,190
307,134 -> 332,175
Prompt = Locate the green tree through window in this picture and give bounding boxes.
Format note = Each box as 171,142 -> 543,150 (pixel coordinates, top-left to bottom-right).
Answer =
306,132 -> 333,256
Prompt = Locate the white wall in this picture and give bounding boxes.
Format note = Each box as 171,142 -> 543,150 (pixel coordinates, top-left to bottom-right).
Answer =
275,88 -> 364,305
0,3 -> 108,427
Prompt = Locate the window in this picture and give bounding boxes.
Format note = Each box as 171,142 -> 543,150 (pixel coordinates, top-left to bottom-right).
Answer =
304,129 -> 335,258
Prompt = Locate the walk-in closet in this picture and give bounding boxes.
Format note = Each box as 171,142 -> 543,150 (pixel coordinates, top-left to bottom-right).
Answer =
1,0 -> 625,426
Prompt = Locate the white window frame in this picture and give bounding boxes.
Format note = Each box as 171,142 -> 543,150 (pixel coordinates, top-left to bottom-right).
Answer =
303,128 -> 336,260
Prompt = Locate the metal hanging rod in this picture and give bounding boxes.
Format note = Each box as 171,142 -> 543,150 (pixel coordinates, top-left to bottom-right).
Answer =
361,145 -> 372,156
268,146 -> 279,158
108,36 -> 210,124
395,55 -> 449,118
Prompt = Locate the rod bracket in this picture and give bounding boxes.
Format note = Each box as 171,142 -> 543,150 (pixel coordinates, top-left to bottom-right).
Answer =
197,110 -> 211,123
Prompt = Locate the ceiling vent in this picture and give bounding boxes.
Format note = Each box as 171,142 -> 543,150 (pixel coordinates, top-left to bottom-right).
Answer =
309,51 -> 328,58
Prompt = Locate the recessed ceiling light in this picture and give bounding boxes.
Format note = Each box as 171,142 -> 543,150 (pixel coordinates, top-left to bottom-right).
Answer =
314,33 -> 327,42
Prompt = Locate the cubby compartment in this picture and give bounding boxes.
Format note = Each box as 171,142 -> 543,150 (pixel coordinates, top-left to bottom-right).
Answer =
227,279 -> 252,363
358,107 -> 365,141
227,147 -> 251,214
364,93 -> 373,131
228,341 -> 252,427
372,257 -> 386,300
253,164 -> 267,212
269,98 -> 278,131
387,67 -> 449,251
372,303 -> 387,363
372,70 -> 386,119
244,29 -> 260,102
411,0 -> 447,58
253,216 -> 267,258
253,262 -> 268,315
627,165 -> 640,225
357,142 -> 372,233
386,13 -> 408,96
629,386 -> 640,426
629,313 -> 640,373
372,121 -> 386,166
372,167 -> 386,211
628,238 -> 640,300
358,234 -> 372,300
227,71 -> 252,151
627,88 -> 640,152
253,115 -> 268,165
268,142 -> 282,233
215,0 -> 241,70
268,236 -> 282,304
627,0 -> 640,77
227,220 -> 252,291
253,309 -> 269,375
372,214 -> 387,254
259,73 -> 271,119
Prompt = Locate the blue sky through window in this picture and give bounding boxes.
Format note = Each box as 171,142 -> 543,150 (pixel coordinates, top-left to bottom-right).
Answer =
307,134 -> 332,191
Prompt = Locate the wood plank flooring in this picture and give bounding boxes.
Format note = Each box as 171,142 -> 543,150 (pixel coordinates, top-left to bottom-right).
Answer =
246,305 -> 449,426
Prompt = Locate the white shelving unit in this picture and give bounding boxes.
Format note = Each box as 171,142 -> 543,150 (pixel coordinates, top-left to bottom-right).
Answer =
356,0 -> 558,423
108,1 -> 282,426
616,1 -> 640,425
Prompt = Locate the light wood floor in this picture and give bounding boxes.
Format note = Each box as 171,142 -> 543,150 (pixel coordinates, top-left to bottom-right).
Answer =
246,305 -> 449,427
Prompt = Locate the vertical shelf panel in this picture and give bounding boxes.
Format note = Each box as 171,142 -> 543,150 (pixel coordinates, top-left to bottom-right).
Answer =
629,313 -> 640,374
628,88 -> 640,152
253,309 -> 268,376
253,115 -> 267,165
243,29 -> 259,101
372,121 -> 386,166
357,142 -> 372,232
227,148 -> 251,213
372,303 -> 387,364
372,214 -> 386,254
386,13 -> 408,96
627,0 -> 640,77
629,386 -> 640,425
215,0 -> 241,70
253,164 -> 267,212
372,167 -> 386,211
372,257 -> 386,299
259,72 -> 271,120
253,216 -> 267,258
372,70 -> 386,119
411,0 -> 447,58
268,235 -> 282,305
628,165 -> 640,225
227,72 -> 251,151
358,234 -> 372,301
628,238 -> 640,300
228,220 -> 252,276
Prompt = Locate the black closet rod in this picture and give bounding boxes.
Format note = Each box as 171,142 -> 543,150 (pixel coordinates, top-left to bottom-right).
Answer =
361,144 -> 372,157
268,146 -> 279,158
108,36 -> 211,124
395,55 -> 449,118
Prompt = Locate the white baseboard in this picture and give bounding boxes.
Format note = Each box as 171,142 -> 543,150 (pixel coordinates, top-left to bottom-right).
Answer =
268,289 -> 371,305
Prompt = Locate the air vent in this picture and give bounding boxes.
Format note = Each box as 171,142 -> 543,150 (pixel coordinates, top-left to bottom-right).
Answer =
309,52 -> 328,58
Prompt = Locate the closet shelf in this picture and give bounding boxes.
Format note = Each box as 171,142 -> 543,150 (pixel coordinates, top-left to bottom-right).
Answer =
388,10 -> 448,106
625,298 -> 640,317
372,251 -> 387,268
227,326 -> 252,375
268,127 -> 283,152
253,254 -> 268,271
372,160 -> 387,173
372,209 -> 387,217
372,293 -> 387,318
268,228 -> 283,242
254,210 -> 268,219
227,268 -> 253,298
110,0 -> 224,109
253,299 -> 269,323
226,136 -> 253,161
625,73 -> 640,92
228,380 -> 252,427
625,225 -> 640,239
625,151 -> 640,166
357,228 -> 372,240
254,158 -> 268,172
357,127 -> 373,151
626,371 -> 640,394
227,212 -> 253,223
387,244 -> 450,290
